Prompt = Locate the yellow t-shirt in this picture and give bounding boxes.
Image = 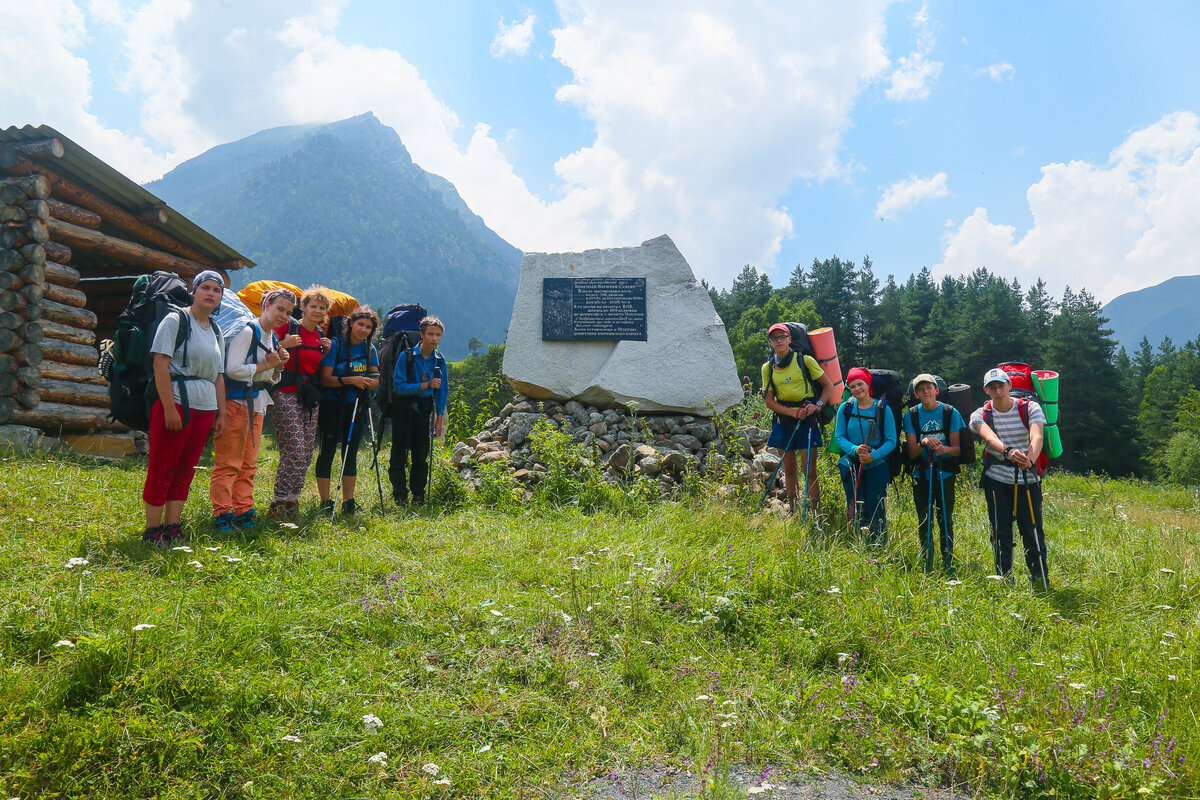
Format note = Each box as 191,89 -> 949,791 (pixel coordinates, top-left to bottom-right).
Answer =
762,354 -> 824,403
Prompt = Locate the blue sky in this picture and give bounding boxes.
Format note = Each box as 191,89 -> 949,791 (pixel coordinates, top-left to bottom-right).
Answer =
6,1 -> 1200,303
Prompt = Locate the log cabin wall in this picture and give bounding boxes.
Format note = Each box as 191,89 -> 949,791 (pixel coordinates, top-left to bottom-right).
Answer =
1,126 -> 251,447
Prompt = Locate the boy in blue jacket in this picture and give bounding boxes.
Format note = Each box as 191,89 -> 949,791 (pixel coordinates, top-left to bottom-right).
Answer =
389,316 -> 448,505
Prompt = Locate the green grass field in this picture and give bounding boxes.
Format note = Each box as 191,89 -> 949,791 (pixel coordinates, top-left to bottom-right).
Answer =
1,443 -> 1196,799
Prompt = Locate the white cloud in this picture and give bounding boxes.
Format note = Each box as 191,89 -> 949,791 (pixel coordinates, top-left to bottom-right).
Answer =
979,61 -> 1014,81
9,1 -> 904,288
490,14 -> 536,58
937,111 -> 1200,302
876,172 -> 948,219
885,3 -> 941,101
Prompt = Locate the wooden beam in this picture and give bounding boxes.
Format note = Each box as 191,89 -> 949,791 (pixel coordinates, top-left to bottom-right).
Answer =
46,217 -> 214,279
0,138 -> 65,165
139,208 -> 169,225
47,198 -> 101,229
15,365 -> 41,389
5,155 -> 227,267
11,401 -> 127,433
44,260 -> 80,287
39,378 -> 109,408
42,298 -> 98,330
40,337 -> 97,367
44,282 -> 87,308
0,174 -> 51,203
41,359 -> 106,386
41,241 -> 68,264
40,319 -> 95,346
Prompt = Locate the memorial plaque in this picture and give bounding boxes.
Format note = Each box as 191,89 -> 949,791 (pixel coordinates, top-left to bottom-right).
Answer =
542,277 -> 647,341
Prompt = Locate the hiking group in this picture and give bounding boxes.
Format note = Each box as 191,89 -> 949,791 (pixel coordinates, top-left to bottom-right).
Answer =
762,322 -> 1052,591
119,272 -> 448,546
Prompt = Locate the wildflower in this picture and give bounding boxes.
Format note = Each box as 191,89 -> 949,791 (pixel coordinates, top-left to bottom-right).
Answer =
985,574 -> 1004,581
280,735 -> 302,743
172,546 -> 193,553
65,557 -> 89,569
422,763 -> 440,776
368,752 -> 388,769
280,522 -> 299,530
640,640 -> 653,646
1162,631 -> 1177,638
561,612 -> 573,623
568,681 -> 579,689
1069,683 -> 1087,690
587,651 -> 600,657
477,744 -> 492,753
827,585 -> 841,594
132,624 -> 156,631
1167,675 -> 1179,682
1159,568 -> 1176,574
222,556 -> 243,563
695,694 -> 712,701
490,609 -> 503,617
54,639 -> 74,648
945,579 -> 964,586
204,546 -> 221,551
1154,605 -> 1173,610
433,778 -> 451,785
362,713 -> 384,733
187,561 -> 203,568
714,596 -> 731,606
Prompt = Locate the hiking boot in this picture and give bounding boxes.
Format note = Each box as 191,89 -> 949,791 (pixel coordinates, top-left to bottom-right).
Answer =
319,499 -> 336,515
266,501 -> 289,522
232,509 -> 257,529
213,512 -> 235,532
141,525 -> 165,546
341,498 -> 359,516
392,492 -> 408,508
411,494 -> 425,506
286,500 -> 300,522
161,523 -> 185,544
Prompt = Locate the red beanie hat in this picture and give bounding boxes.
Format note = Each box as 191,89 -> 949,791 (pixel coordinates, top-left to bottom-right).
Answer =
846,367 -> 872,394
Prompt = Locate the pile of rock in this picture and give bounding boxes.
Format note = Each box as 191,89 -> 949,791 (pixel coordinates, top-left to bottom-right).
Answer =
450,395 -> 790,500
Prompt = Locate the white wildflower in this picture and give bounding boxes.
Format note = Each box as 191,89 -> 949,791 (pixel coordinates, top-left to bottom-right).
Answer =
222,556 -> 243,563
204,546 -> 221,551
54,639 -> 74,648
172,546 -> 193,553
1068,683 -> 1087,690
985,574 -> 1004,581
1010,612 -> 1022,619
714,596 -> 731,606
827,585 -> 841,594
477,744 -> 492,753
1154,605 -> 1173,610
65,557 -> 89,569
280,522 -> 298,529
187,561 -> 203,568
695,694 -> 712,702
132,624 -> 156,631
422,763 -> 440,776
280,734 -> 302,743
1167,675 -> 1179,681
587,651 -> 599,657
945,579 -> 963,586
748,784 -> 775,795
568,681 -> 579,689
368,752 -> 388,769
362,713 -> 384,733
561,612 -> 572,623
1160,568 -> 1176,575
490,609 -> 503,617
640,640 -> 654,646
1163,631 -> 1177,638
432,778 -> 451,785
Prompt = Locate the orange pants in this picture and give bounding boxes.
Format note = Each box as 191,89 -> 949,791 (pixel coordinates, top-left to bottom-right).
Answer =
210,401 -> 264,516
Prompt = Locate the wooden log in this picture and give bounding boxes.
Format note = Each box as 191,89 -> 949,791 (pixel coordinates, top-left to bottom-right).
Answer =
44,260 -> 80,287
40,337 -> 97,367
0,248 -> 18,271
39,319 -> 93,346
40,240 -> 68,264
61,432 -> 139,458
0,292 -> 16,311
11,401 -> 126,433
18,321 -> 43,344
21,242 -> 46,265
47,198 -> 101,229
17,303 -> 41,322
45,218 -> 217,279
0,138 -> 65,166
18,285 -> 45,304
0,272 -> 13,291
1,205 -> 27,224
41,298 -> 97,329
26,218 -> 49,243
5,155 -> 228,268
0,373 -> 15,394
11,343 -> 42,366
43,282 -> 85,308
0,174 -> 51,203
21,198 -> 50,220
0,310 -> 19,328
10,261 -> 44,284
0,328 -> 15,351
0,229 -> 22,249
12,387 -> 39,409
40,359 -> 106,386
15,365 -> 41,389
0,396 -> 12,424
38,378 -> 109,408
140,208 -> 169,225
0,353 -> 13,372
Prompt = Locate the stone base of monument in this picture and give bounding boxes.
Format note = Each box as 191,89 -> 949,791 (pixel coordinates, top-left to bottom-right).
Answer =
450,395 -> 797,504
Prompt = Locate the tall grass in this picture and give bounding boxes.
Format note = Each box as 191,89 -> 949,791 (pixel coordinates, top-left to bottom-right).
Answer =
0,443 -> 1196,799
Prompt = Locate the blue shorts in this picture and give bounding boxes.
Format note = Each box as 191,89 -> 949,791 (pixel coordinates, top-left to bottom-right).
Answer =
767,417 -> 823,451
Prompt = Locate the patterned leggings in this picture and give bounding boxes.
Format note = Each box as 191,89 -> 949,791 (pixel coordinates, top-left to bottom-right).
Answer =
269,391 -> 318,502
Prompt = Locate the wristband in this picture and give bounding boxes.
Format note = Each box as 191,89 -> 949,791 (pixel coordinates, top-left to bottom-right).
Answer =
1003,445 -> 1014,458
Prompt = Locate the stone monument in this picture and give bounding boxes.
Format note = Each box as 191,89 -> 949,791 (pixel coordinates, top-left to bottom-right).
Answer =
502,235 -> 742,415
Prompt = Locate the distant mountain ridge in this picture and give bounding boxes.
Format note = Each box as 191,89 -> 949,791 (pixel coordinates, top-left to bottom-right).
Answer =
1101,275 -> 1200,353
146,113 -> 522,359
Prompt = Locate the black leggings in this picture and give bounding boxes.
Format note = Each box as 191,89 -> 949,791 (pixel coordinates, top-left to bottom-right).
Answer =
315,399 -> 367,479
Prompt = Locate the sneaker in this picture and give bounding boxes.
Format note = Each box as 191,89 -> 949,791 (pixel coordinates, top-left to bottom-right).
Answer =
341,498 -> 359,516
232,509 -> 257,529
161,523 -> 185,544
213,512 -> 235,532
392,493 -> 408,507
141,525 -> 165,545
319,499 -> 336,515
411,494 -> 426,506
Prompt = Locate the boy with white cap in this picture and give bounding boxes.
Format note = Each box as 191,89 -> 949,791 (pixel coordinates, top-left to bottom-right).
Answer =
970,368 -> 1050,590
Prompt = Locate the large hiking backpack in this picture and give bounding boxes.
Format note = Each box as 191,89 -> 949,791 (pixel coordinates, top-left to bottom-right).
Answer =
867,369 -> 905,479
224,321 -> 279,402
376,303 -> 427,409
108,271 -> 207,431
996,362 -> 1038,400
765,322 -> 836,424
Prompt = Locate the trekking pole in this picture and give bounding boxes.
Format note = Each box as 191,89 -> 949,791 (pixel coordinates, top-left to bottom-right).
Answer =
759,407 -> 805,507
427,409 -> 436,503
332,393 -> 360,517
853,418 -> 876,540
937,455 -> 952,574
365,391 -> 385,511
925,451 -> 935,573
801,423 -> 815,524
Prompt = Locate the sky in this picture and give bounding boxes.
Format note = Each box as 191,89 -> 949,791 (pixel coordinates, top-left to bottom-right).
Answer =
4,0 -> 1200,303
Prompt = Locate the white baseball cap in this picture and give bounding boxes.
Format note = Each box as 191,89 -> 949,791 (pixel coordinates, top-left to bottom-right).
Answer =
983,368 -> 1011,386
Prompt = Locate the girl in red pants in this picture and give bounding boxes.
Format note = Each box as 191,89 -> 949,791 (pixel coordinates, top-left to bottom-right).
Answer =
142,271 -> 228,545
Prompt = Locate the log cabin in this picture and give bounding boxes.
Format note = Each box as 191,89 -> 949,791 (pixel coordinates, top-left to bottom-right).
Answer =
1,125 -> 253,457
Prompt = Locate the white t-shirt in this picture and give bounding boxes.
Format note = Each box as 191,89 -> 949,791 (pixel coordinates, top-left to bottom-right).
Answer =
223,320 -> 281,414
150,309 -> 223,411
970,399 -> 1046,484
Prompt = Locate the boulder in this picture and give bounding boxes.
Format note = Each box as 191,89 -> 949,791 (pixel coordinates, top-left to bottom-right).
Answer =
502,235 -> 741,415
605,443 -> 633,470
506,412 -> 542,448
0,425 -> 41,454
